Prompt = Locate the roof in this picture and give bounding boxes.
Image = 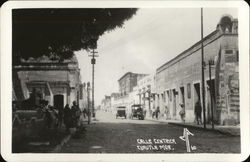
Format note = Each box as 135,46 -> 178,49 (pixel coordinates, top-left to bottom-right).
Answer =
157,15 -> 238,73
118,72 -> 148,82
156,29 -> 220,73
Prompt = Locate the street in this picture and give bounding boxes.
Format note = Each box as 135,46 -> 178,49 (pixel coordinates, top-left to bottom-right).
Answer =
58,111 -> 240,153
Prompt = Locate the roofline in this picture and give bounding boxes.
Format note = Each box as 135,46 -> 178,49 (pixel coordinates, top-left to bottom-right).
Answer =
118,72 -> 132,82
118,72 -> 148,82
156,29 -> 220,72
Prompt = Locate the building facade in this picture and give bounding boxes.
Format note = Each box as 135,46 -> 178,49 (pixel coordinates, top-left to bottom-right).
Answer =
100,95 -> 111,112
136,74 -> 156,118
13,55 -> 84,109
118,72 -> 148,96
155,15 -> 239,125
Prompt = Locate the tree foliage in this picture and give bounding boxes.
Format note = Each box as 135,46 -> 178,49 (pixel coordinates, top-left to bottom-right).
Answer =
12,8 -> 137,64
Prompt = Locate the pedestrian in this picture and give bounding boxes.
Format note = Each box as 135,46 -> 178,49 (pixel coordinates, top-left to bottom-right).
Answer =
63,104 -> 71,132
71,101 -> 81,128
152,107 -> 156,119
165,105 -> 170,120
179,104 -> 185,123
194,101 -> 202,125
58,106 -> 64,128
155,106 -> 160,120
83,108 -> 87,119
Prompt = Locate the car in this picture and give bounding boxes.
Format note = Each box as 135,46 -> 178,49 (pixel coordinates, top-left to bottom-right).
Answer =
116,106 -> 126,119
130,104 -> 144,120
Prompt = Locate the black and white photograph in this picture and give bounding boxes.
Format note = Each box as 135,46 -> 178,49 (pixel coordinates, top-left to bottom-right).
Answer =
1,0 -> 249,162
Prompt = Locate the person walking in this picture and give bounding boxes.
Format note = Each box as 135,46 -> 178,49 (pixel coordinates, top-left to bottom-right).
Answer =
155,107 -> 160,120
83,108 -> 87,119
194,101 -> 202,125
71,101 -> 81,128
63,104 -> 71,132
179,103 -> 185,123
152,107 -> 156,119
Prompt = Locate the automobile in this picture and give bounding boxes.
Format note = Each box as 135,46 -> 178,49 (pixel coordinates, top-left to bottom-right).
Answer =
116,106 -> 126,119
130,104 -> 144,120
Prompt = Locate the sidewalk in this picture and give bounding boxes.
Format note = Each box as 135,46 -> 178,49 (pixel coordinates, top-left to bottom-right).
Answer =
13,126 -> 69,153
145,117 -> 240,136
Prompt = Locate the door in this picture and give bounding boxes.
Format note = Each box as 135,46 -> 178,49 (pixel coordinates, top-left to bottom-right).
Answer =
207,79 -> 216,123
54,94 -> 64,110
180,87 -> 185,107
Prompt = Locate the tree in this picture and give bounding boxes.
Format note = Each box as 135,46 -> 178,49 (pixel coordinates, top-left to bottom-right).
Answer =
12,8 -> 138,64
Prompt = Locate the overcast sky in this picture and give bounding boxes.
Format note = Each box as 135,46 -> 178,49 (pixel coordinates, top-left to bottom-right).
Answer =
75,8 -> 238,105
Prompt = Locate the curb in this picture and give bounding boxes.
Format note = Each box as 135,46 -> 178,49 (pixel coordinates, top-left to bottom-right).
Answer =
145,118 -> 240,137
50,134 -> 72,153
167,122 -> 240,137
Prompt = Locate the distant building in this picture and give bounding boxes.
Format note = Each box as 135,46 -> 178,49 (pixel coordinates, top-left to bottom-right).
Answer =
101,95 -> 111,112
155,15 -> 239,125
110,92 -> 121,114
13,55 -> 84,109
118,72 -> 148,96
136,74 -> 156,118
104,72 -> 148,115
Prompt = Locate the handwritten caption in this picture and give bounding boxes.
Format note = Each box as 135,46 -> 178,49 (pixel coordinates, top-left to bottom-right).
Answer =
136,128 -> 197,152
136,138 -> 176,151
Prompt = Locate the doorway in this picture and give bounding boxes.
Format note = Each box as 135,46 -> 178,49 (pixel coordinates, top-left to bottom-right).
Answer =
180,87 -> 185,106
193,83 -> 201,104
54,94 -> 64,110
207,79 -> 216,123
172,89 -> 177,117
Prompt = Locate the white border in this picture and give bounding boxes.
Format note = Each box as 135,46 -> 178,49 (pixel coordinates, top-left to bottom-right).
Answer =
1,1 -> 249,162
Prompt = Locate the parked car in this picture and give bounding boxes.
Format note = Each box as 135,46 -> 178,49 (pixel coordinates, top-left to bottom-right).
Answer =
116,106 -> 126,119
130,104 -> 144,120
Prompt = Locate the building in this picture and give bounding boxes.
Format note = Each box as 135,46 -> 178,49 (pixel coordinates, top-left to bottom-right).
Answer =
136,74 -> 156,118
117,72 -> 148,111
118,72 -> 148,96
110,92 -> 121,114
101,95 -> 111,112
155,15 -> 239,125
13,54 -> 84,109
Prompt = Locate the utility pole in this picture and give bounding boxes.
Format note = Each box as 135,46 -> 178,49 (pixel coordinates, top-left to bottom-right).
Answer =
201,8 -> 206,128
89,49 -> 99,118
87,82 -> 91,124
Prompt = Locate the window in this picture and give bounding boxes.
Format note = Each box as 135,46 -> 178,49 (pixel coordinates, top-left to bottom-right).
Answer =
187,83 -> 191,99
225,49 -> 233,54
236,50 -> 239,62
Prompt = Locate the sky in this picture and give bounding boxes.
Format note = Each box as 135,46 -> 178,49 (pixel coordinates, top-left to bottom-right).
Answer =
75,8 -> 238,105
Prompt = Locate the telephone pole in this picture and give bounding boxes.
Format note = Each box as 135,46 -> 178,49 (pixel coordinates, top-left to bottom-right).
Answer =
201,8 -> 206,128
87,82 -> 91,124
89,49 -> 99,118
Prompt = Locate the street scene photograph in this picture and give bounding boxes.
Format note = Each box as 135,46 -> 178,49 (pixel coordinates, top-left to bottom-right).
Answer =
10,6 -> 242,155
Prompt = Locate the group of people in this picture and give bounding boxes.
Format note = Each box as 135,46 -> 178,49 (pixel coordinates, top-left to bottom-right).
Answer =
39,100 -> 89,131
63,101 -> 89,132
148,100 -> 202,124
178,101 -> 202,125
63,101 -> 81,131
151,107 -> 160,120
